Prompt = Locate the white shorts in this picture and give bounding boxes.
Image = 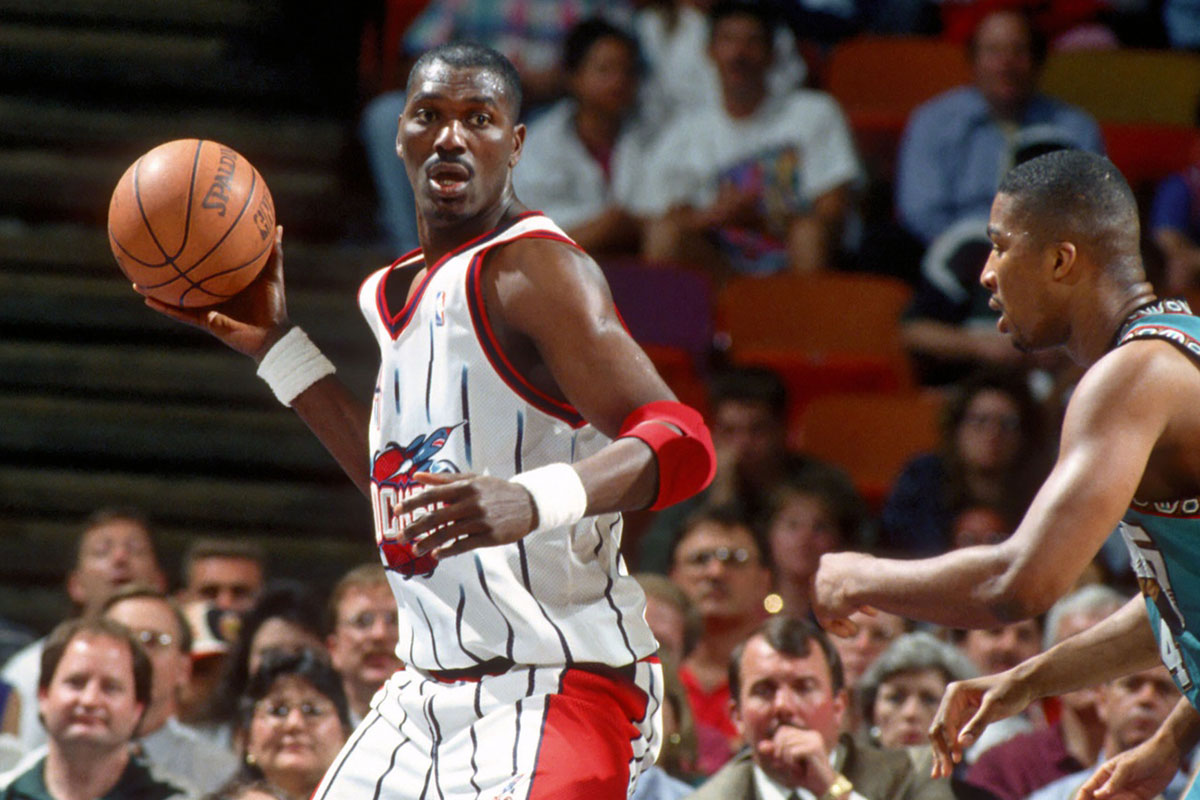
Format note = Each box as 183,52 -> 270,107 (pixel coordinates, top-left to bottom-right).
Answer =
313,658 -> 663,800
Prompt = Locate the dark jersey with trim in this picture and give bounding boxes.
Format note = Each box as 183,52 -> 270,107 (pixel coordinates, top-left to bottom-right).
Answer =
1115,298 -> 1200,706
357,212 -> 657,676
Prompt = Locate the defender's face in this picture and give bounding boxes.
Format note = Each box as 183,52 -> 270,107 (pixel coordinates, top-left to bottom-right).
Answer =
981,193 -> 1061,353
399,63 -> 524,227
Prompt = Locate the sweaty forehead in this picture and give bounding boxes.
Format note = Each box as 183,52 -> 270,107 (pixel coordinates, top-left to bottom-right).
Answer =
411,62 -> 514,112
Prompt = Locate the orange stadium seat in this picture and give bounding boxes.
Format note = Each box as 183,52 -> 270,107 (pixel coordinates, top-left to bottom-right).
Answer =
795,390 -> 944,508
826,36 -> 971,176
1039,49 -> 1200,126
715,272 -> 915,430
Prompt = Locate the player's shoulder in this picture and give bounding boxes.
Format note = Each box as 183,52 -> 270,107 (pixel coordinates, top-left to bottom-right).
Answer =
1069,336 -> 1200,425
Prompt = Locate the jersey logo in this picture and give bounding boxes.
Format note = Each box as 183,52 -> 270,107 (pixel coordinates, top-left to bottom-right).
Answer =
434,290 -> 447,326
370,424 -> 462,579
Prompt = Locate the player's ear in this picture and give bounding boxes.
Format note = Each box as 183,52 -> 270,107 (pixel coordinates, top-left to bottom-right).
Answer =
510,123 -> 526,169
1051,240 -> 1078,282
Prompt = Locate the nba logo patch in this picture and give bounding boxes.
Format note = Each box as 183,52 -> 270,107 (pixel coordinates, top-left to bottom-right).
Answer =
490,773 -> 529,800
434,291 -> 447,326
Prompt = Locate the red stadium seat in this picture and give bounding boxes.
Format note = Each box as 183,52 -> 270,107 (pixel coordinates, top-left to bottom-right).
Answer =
1103,123 -> 1199,193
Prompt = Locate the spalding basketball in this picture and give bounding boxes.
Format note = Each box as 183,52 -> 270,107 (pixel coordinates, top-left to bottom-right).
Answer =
108,139 -> 275,307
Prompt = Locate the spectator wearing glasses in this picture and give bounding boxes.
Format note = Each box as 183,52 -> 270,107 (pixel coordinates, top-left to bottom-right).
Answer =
103,585 -> 238,793
323,565 -> 402,726
668,505 -> 771,774
879,369 -> 1047,558
234,650 -> 350,800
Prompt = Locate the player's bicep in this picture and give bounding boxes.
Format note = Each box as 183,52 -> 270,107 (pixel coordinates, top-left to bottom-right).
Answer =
1001,348 -> 1169,600
499,245 -> 675,437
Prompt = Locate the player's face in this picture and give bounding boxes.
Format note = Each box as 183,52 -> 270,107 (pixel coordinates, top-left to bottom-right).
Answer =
246,675 -> 347,797
732,635 -> 846,771
186,557 -> 263,614
670,522 -> 770,621
38,633 -> 143,753
570,36 -> 639,119
767,493 -> 841,583
981,193 -> 1065,353
399,62 -> 525,227
1098,667 -> 1177,753
327,583 -> 402,692
871,668 -> 948,748
104,596 -> 190,732
70,520 -> 164,613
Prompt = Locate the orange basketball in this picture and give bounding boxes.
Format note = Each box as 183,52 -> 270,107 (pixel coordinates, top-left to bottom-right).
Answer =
108,139 -> 275,308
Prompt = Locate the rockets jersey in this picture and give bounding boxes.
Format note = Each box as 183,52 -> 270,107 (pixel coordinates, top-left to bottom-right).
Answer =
357,211 -> 657,672
1115,298 -> 1200,706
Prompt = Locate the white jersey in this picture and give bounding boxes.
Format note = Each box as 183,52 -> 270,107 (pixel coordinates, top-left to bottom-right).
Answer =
358,211 -> 657,673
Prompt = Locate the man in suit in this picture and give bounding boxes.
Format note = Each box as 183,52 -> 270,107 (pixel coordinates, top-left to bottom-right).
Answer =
687,616 -> 951,800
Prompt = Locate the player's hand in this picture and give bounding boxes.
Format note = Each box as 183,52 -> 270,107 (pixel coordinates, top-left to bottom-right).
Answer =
757,726 -> 837,795
138,225 -> 290,361
395,472 -> 537,559
1074,734 -> 1180,800
810,551 -> 875,638
928,671 -> 1033,778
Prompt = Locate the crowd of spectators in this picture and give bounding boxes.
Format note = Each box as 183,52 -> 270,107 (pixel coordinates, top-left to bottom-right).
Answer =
9,1 -> 1200,799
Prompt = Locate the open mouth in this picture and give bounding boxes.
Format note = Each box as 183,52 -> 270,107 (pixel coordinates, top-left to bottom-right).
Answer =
427,162 -> 472,198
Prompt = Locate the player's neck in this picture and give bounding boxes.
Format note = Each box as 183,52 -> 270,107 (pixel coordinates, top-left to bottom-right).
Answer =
1073,280 -> 1158,366
418,196 -> 528,266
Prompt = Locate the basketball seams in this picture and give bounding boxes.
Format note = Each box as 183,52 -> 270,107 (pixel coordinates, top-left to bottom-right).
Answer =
109,138 -> 273,308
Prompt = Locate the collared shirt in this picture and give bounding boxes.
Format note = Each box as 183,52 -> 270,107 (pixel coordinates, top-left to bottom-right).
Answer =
896,85 -> 1104,244
0,755 -> 187,800
751,753 -> 870,800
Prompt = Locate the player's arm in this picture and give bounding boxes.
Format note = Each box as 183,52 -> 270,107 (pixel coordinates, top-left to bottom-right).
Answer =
1077,697 -> 1200,800
812,340 -> 1181,632
143,227 -> 372,495
929,596 -> 1159,776
396,238 -> 715,558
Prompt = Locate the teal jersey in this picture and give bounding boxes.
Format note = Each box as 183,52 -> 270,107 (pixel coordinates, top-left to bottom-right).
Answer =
1116,298 -> 1200,706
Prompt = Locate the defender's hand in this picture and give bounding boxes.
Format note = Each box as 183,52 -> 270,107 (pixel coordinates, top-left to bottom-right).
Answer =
139,225 -> 290,361
396,472 -> 538,559
1075,735 -> 1180,800
929,672 -> 1034,778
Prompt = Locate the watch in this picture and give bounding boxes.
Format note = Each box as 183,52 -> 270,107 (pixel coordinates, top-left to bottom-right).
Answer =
820,773 -> 854,800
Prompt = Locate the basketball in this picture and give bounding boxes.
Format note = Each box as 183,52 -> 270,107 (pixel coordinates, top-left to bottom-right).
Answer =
108,138 -> 276,308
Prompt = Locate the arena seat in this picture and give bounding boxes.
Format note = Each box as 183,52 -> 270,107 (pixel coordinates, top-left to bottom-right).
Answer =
826,36 -> 971,176
715,272 -> 915,429
794,390 -> 944,508
1040,49 -> 1200,126
1102,123 -> 1198,193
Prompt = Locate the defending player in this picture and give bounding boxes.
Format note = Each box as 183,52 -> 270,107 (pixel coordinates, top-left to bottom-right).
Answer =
143,44 -> 715,799
810,150 -> 1200,800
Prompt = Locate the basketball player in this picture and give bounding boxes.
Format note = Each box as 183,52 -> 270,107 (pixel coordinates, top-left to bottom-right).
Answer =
810,149 -> 1200,800
142,43 -> 716,800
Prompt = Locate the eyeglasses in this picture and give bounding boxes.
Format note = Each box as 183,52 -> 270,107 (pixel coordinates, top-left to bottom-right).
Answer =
341,610 -> 399,631
132,630 -> 176,651
255,700 -> 335,722
680,547 -> 755,569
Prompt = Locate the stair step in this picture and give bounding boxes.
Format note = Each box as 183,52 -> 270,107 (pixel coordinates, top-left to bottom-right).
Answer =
0,148 -> 346,236
0,466 -> 371,536
0,0 -> 263,31
0,394 -> 338,477
0,96 -> 349,170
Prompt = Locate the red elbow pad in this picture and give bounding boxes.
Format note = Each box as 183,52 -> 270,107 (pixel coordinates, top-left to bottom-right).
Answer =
618,400 -> 717,511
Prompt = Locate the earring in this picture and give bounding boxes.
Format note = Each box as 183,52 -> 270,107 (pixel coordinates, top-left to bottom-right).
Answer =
245,753 -> 257,766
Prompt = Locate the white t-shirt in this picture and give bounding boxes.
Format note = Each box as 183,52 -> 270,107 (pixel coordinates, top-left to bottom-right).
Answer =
513,100 -> 660,226
640,89 -> 863,216
634,5 -> 806,126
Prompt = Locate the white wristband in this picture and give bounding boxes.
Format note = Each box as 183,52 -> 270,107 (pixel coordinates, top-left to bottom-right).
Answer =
255,326 -> 336,406
510,463 -> 588,534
